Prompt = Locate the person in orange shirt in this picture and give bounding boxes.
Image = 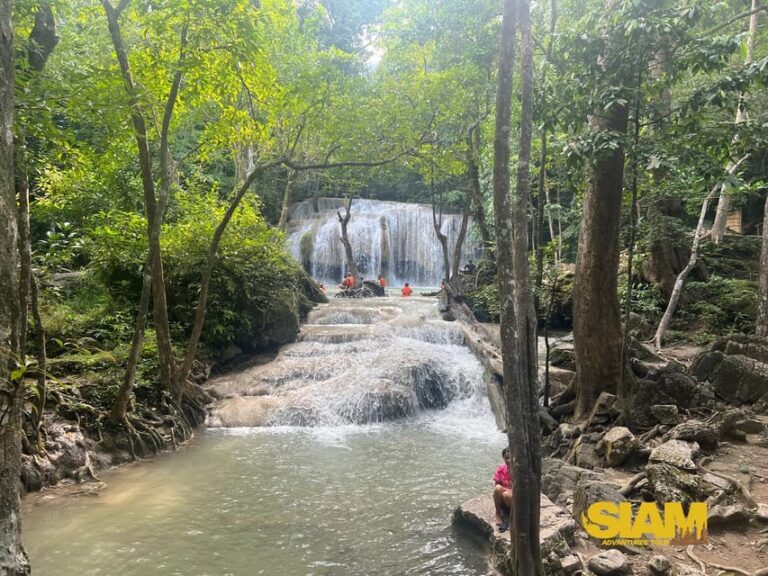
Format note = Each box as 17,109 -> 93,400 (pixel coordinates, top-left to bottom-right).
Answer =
401,282 -> 413,297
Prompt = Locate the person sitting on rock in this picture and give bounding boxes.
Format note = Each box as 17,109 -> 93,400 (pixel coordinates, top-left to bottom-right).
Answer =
378,274 -> 387,288
339,273 -> 354,289
493,447 -> 513,532
401,282 -> 413,297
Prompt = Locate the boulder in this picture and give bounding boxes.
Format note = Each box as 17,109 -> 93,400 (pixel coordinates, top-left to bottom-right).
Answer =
646,462 -> 708,506
550,345 -> 576,371
597,426 -> 638,467
587,549 -> 630,576
663,420 -> 719,452
541,458 -> 605,507
453,492 -> 578,576
650,404 -> 683,426
586,392 -> 620,428
648,440 -> 700,471
709,407 -> 761,441
572,478 -> 626,528
647,555 -> 672,575
691,348 -> 768,404
569,434 -> 603,470
630,368 -> 715,428
707,503 -> 751,527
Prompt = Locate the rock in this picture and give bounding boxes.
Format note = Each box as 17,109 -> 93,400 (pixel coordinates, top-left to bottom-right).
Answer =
700,472 -> 731,491
708,503 -> 750,527
630,369 -> 715,428
663,420 -> 719,452
754,503 -> 768,523
587,549 -> 630,576
650,404 -> 683,426
586,392 -> 620,428
597,427 -> 638,467
709,407 -> 759,441
560,554 -> 582,574
674,564 -> 702,576
691,347 -> 768,404
709,334 -> 768,364
732,418 -> 766,434
647,554 -> 672,575
218,343 -> 242,363
570,435 -> 603,470
646,462 -> 707,506
540,366 -> 575,399
572,478 -> 626,528
541,458 -> 605,507
453,492 -> 578,576
550,345 -> 576,371
648,440 -> 700,471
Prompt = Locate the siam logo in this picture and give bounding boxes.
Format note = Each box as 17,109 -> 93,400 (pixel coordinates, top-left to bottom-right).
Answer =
581,502 -> 708,546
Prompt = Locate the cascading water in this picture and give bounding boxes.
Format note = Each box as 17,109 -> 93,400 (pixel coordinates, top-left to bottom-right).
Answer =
23,297 -> 504,576
207,296 -> 489,428
285,198 -> 480,287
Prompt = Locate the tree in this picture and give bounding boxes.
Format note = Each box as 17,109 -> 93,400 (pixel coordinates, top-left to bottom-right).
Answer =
0,0 -> 31,571
758,190 -> 768,337
493,0 -> 543,572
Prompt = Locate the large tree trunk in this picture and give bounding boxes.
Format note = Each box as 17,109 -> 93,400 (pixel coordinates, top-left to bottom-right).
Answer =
0,0 -> 30,571
493,0 -> 544,573
758,190 -> 768,336
17,2 -> 58,363
711,0 -> 759,244
573,19 -> 629,418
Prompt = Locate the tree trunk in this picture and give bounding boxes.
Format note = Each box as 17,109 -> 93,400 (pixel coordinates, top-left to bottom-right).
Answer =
0,0 -> 30,570
757,190 -> 768,336
110,261 -> 151,422
102,0 -> 177,391
431,183 -> 451,285
573,16 -> 629,419
711,0 -> 759,244
466,127 -> 491,251
493,0 -> 544,573
30,274 -> 47,443
337,196 -> 360,286
451,193 -> 470,287
16,2 -> 58,363
278,168 -> 297,230
655,156 -> 749,349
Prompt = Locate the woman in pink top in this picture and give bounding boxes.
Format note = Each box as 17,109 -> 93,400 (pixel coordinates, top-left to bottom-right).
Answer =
493,447 -> 513,532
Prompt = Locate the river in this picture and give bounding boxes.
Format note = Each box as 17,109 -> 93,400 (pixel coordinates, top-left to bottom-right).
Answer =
23,295 -> 506,576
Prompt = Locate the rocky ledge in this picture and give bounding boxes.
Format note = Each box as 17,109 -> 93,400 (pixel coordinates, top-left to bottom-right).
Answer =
453,492 -> 584,575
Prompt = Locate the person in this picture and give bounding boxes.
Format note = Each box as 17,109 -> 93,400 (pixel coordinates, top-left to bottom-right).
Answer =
462,260 -> 476,274
319,283 -> 327,293
440,278 -> 446,290
378,275 -> 387,289
339,273 -> 354,289
493,447 -> 513,532
401,282 -> 413,297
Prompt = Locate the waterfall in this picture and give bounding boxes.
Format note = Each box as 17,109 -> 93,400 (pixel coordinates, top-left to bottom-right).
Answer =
206,296 -> 489,428
285,198 -> 479,287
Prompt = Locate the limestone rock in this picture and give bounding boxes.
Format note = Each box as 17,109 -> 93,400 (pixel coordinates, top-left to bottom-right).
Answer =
597,426 -> 638,467
630,369 -> 715,428
732,418 -> 766,434
541,458 -> 604,507
570,435 -> 603,470
709,407 -> 760,441
586,392 -> 620,428
559,554 -> 582,575
587,549 -> 630,576
647,554 -> 672,575
691,347 -> 768,404
648,440 -> 700,471
572,478 -> 626,527
754,503 -> 768,523
708,503 -> 750,527
550,345 -> 576,371
650,404 -> 683,426
646,462 -> 707,506
663,420 -> 719,452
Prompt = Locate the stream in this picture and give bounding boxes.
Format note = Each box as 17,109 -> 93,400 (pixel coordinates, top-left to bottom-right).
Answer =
23,295 -> 506,575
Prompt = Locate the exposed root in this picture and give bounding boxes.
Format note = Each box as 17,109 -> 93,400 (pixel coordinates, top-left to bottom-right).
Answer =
619,471 -> 647,496
697,464 -> 759,509
686,545 -> 757,576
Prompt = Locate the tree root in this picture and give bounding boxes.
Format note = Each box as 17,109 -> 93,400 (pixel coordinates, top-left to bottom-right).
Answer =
619,471 -> 647,496
697,464 -> 759,509
686,545 -> 756,576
